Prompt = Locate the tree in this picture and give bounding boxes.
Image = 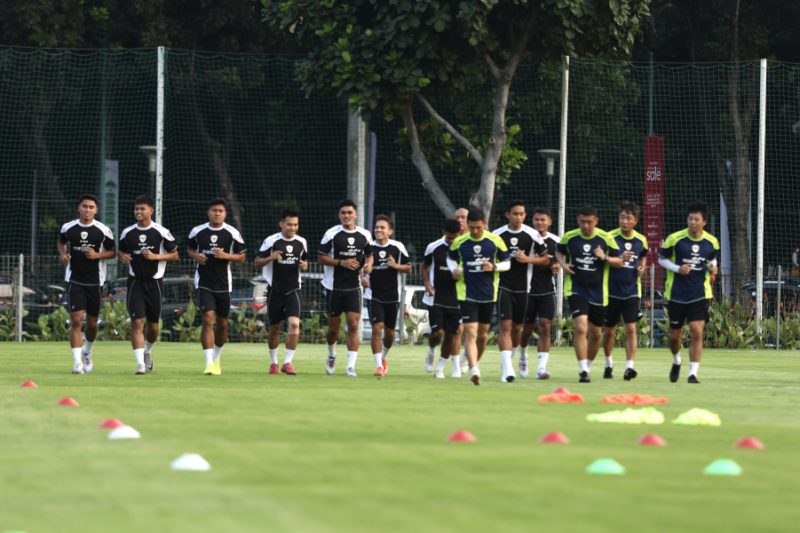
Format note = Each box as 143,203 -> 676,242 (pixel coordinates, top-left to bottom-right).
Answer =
262,0 -> 649,217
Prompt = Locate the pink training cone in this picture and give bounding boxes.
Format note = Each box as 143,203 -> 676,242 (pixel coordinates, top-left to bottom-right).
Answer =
20,380 -> 38,388
58,397 -> 79,407
448,430 -> 476,442
98,418 -> 125,429
734,437 -> 765,450
540,431 -> 570,444
636,433 -> 667,446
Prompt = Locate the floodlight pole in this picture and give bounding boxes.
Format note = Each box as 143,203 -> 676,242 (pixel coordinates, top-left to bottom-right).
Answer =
556,56 -> 570,345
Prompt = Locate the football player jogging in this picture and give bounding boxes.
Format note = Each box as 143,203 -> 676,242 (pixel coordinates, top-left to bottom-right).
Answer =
452,207 -> 470,374
658,201 -> 719,384
493,201 -> 548,383
318,200 -> 374,377
448,207 -> 511,385
556,205 -> 630,383
57,195 -> 116,374
361,215 -> 411,377
255,209 -> 308,375
187,199 -> 246,376
422,219 -> 464,378
118,195 -> 179,375
519,207 -> 561,379
601,202 -> 649,380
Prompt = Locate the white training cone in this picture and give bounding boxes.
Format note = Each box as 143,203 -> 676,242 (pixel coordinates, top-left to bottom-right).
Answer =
171,453 -> 211,471
108,425 -> 141,440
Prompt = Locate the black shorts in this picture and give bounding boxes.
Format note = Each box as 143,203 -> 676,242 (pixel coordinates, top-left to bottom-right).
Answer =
526,293 -> 556,323
195,288 -> 232,318
568,294 -> 604,327
604,297 -> 642,327
267,290 -> 302,324
428,305 -> 461,335
326,288 -> 362,316
460,301 -> 494,324
367,300 -> 400,330
67,283 -> 101,317
667,299 -> 710,329
127,277 -> 162,323
497,289 -> 528,324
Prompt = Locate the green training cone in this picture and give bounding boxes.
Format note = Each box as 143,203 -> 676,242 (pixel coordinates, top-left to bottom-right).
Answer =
703,459 -> 743,476
586,458 -> 625,475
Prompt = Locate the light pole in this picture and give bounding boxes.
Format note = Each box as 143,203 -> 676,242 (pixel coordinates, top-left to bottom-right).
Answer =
139,145 -> 158,221
537,149 -> 560,213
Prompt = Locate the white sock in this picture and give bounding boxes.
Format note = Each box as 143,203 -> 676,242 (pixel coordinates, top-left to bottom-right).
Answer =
427,346 -> 435,357
284,349 -> 295,364
203,348 -> 213,365
500,350 -> 512,374
579,359 -> 589,372
520,346 -> 528,360
605,356 -> 613,368
537,352 -> 549,372
689,362 -> 699,376
436,357 -> 447,371
373,353 -> 383,368
212,345 -> 223,362
510,347 -> 517,361
83,340 -> 94,354
626,360 -> 635,369
134,348 -> 145,365
587,359 -> 593,369
144,340 -> 155,354
382,346 -> 390,358
452,354 -> 461,369
71,347 -> 82,365
347,350 -> 358,369
470,365 -> 481,377
269,349 -> 278,364
673,351 -> 682,365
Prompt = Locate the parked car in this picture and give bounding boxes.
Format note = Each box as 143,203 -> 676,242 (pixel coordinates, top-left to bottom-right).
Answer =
741,278 -> 800,317
360,285 -> 430,341
1,281 -> 65,322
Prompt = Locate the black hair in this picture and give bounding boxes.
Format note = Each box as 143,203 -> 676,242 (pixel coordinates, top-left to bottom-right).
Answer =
467,207 -> 485,222
375,214 -> 393,230
77,194 -> 99,206
618,201 -> 640,219
338,199 -> 357,210
687,200 -> 709,221
134,195 -> 155,208
208,198 -> 227,209
578,205 -> 598,218
443,219 -> 461,234
280,209 -> 300,220
531,207 -> 551,218
505,200 -> 525,213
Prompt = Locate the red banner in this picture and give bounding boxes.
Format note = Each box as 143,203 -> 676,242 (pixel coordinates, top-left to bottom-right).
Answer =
644,136 -> 665,293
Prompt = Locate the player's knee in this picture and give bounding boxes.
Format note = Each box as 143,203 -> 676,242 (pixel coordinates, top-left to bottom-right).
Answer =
287,320 -> 300,334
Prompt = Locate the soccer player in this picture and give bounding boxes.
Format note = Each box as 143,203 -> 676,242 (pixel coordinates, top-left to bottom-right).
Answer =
255,209 -> 309,375
658,201 -> 719,384
448,207 -> 511,385
602,202 -> 649,381
187,198 -> 247,376
57,195 -> 116,374
556,205 -> 629,383
453,206 -> 470,373
519,207 -> 561,379
422,219 -> 464,378
318,199 -> 374,377
361,215 -> 411,377
118,195 -> 179,375
493,200 -> 548,383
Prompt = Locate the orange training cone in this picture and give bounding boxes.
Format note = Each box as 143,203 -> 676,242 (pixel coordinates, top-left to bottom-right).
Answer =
734,437 -> 765,450
58,397 -> 79,407
636,433 -> 667,446
553,387 -> 571,394
98,418 -> 125,429
20,380 -> 38,388
540,431 -> 570,444
448,430 -> 476,442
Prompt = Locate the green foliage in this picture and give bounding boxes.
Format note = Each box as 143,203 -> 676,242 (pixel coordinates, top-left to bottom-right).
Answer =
230,307 -> 267,343
99,301 -> 130,341
172,300 -> 202,343
27,307 -> 69,342
403,313 -> 428,345
611,316 -> 651,348
301,313 -> 328,344
0,309 -> 26,341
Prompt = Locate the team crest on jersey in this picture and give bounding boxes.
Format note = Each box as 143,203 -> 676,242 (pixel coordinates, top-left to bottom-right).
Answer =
347,237 -> 355,245
510,237 -> 518,246
210,235 -> 218,244
80,231 -> 88,240
286,245 -> 293,253
473,245 -> 482,254
139,234 -> 147,243
625,242 -> 632,250
583,244 -> 591,252
692,244 -> 700,253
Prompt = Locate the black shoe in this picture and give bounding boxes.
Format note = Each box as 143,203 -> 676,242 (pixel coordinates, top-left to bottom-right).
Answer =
669,363 -> 681,383
603,366 -> 613,379
688,374 -> 701,384
579,371 -> 591,383
623,368 -> 638,381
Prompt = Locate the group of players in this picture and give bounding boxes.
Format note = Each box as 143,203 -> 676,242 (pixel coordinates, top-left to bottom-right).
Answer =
58,194 -> 718,385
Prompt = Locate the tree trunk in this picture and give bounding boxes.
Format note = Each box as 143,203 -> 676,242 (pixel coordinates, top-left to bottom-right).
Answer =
473,73 -> 512,219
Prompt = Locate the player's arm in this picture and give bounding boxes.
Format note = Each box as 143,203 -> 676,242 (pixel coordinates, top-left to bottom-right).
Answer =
317,251 -> 338,267
186,236 -> 207,265
555,244 -> 574,274
515,246 -> 550,266
485,243 -> 510,272
215,249 -> 246,263
57,240 -> 70,265
387,253 -> 412,273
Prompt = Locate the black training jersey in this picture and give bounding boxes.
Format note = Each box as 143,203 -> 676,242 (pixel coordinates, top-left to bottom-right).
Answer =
58,219 -> 115,285
187,223 -> 246,293
530,232 -> 559,296
493,224 -> 541,293
118,223 -> 177,280
608,228 -> 649,299
660,229 -> 720,304
364,239 -> 410,303
257,233 -> 308,295
422,238 -> 459,309
558,228 -> 619,306
318,225 -> 373,291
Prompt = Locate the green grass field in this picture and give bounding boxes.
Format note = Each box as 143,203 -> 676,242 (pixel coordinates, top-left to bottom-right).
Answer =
2,342 -> 799,532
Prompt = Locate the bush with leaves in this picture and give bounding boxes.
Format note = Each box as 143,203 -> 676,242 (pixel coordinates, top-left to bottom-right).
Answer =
172,300 -> 202,343
0,309 -> 27,341
28,307 -> 70,342
99,301 -> 130,341
230,306 -> 267,343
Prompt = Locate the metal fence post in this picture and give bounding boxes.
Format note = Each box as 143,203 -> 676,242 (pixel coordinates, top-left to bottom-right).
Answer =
776,265 -> 782,349
649,263 -> 655,349
555,55 -> 570,347
16,253 -> 24,342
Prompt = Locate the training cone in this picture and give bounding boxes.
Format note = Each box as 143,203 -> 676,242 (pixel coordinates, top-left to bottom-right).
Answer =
171,453 -> 211,471
704,459 -> 743,476
108,426 -> 141,440
540,431 -> 570,444
20,380 -> 38,388
448,430 -> 476,442
734,437 -> 765,450
98,418 -> 126,430
553,387 -> 571,394
636,433 -> 667,447
58,397 -> 79,407
586,458 -> 626,475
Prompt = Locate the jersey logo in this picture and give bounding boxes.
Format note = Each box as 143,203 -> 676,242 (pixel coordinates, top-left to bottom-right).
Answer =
379,250 -> 386,259
692,244 -> 700,253
473,245 -> 482,254
625,242 -> 632,250
347,237 -> 355,245
510,237 -> 518,246
583,244 -> 591,252
286,245 -> 293,253
80,231 -> 88,240
139,234 -> 147,243
210,235 -> 218,243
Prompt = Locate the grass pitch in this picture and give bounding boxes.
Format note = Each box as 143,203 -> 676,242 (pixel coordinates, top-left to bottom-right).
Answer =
2,342 -> 799,532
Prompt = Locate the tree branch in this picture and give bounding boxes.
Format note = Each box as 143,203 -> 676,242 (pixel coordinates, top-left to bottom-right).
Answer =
504,4 -> 538,78
484,53 -> 502,80
416,94 -> 483,166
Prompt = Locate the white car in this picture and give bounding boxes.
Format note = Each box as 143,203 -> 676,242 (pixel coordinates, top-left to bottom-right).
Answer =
360,285 -> 430,341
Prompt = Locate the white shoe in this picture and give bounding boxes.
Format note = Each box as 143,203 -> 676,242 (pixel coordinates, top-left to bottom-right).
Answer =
82,351 -> 93,374
325,356 -> 336,375
71,362 -> 85,374
518,355 -> 528,378
424,352 -> 435,373
501,372 -> 516,383
346,367 -> 357,377
469,367 -> 481,386
460,356 -> 469,374
135,364 -> 147,375
451,364 -> 462,378
434,368 -> 445,379
536,370 -> 551,380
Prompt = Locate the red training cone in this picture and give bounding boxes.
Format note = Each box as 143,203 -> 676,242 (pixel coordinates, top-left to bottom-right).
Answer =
20,380 -> 38,388
448,430 -> 476,442
58,397 -> 79,407
540,431 -> 570,444
636,433 -> 667,447
553,387 -> 571,394
98,418 -> 125,429
734,437 -> 765,450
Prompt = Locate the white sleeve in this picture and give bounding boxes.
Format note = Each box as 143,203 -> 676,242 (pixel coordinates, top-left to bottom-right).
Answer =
494,260 -> 511,272
446,257 -> 459,272
658,256 -> 681,273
